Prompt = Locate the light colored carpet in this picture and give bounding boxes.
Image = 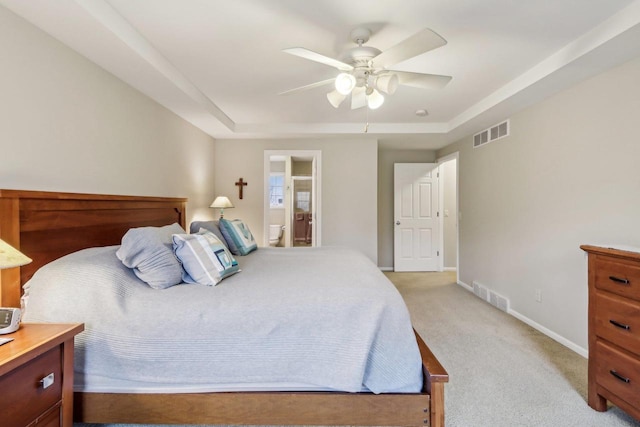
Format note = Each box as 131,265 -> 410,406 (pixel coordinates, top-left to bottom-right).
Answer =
76,271 -> 640,427
388,271 -> 640,427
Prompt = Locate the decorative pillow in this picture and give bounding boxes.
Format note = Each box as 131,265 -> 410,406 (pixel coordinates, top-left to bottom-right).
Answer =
116,223 -> 186,289
172,230 -> 240,286
219,218 -> 258,256
189,220 -> 226,245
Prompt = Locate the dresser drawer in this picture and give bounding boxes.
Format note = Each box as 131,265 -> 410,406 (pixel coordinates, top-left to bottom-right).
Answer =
27,404 -> 61,427
0,346 -> 62,427
594,256 -> 640,302
594,340 -> 640,410
594,291 -> 640,356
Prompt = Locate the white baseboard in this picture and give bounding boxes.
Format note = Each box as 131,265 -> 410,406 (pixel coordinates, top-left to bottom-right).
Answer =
457,280 -> 473,292
379,267 -> 394,272
444,267 -> 457,272
456,280 -> 588,358
508,310 -> 588,358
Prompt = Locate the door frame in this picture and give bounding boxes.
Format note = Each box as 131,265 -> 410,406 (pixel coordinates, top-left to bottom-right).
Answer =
437,151 -> 460,281
263,150 -> 322,248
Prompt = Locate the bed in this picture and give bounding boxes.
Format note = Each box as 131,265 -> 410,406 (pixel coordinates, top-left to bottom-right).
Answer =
0,189 -> 448,427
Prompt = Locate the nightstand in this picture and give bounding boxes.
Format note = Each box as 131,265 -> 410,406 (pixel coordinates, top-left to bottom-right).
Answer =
0,323 -> 84,427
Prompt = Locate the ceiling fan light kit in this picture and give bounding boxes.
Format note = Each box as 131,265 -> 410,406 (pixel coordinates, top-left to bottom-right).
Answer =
282,26 -> 451,111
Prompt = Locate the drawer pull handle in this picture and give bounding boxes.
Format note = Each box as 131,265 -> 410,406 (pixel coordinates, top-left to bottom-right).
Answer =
609,320 -> 631,330
610,370 -> 631,384
39,373 -> 55,389
609,276 -> 630,285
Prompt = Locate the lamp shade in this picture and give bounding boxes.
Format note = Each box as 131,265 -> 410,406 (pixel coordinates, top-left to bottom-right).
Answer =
376,74 -> 399,95
210,196 -> 234,209
367,89 -> 385,109
0,239 -> 32,269
335,73 -> 356,95
326,90 -> 346,108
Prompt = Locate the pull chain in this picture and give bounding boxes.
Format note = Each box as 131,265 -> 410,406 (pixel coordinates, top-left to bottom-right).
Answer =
364,105 -> 369,133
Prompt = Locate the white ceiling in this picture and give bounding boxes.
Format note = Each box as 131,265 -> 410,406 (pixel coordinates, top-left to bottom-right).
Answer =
3,0 -> 640,149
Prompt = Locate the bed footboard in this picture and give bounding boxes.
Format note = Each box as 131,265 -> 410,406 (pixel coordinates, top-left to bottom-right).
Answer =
416,330 -> 449,427
75,391 -> 430,426
75,331 -> 448,427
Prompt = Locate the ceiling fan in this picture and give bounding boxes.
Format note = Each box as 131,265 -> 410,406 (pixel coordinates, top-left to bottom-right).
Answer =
280,27 -> 452,110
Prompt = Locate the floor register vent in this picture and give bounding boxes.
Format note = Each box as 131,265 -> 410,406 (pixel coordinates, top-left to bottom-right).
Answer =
472,281 -> 510,312
473,119 -> 510,148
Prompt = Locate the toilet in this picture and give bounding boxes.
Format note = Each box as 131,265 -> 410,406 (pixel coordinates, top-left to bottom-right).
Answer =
268,225 -> 284,246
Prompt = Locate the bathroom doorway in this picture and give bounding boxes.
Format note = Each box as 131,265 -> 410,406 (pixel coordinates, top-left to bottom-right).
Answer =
291,176 -> 312,247
263,150 -> 321,248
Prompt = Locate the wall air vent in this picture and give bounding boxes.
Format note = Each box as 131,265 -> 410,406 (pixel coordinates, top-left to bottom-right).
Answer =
473,119 -> 510,148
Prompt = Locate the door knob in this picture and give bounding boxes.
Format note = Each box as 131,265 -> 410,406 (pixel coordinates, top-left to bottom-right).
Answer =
396,221 -> 401,225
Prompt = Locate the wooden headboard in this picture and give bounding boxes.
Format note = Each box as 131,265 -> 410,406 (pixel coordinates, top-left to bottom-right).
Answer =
0,189 -> 187,307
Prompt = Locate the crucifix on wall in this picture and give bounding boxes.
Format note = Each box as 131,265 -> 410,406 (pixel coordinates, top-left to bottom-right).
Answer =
235,178 -> 247,199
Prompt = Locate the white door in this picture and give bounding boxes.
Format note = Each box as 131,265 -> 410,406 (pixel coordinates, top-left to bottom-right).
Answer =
394,163 -> 440,271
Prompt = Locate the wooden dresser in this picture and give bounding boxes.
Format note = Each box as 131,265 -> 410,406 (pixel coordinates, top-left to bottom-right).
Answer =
582,245 -> 640,421
0,323 -> 84,427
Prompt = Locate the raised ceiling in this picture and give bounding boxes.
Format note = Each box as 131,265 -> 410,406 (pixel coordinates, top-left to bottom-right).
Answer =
2,0 -> 640,149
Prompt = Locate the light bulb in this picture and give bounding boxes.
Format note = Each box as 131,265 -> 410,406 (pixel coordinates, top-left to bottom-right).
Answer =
335,73 -> 356,95
367,89 -> 384,109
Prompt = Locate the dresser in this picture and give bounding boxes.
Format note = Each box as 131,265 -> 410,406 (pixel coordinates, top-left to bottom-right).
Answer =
0,323 -> 84,427
582,245 -> 640,421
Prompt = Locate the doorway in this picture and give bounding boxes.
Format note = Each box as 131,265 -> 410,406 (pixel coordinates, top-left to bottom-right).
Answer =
263,150 -> 321,248
291,176 -> 313,247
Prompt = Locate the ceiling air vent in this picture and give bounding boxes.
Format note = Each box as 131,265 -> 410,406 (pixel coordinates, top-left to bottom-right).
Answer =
473,119 -> 510,148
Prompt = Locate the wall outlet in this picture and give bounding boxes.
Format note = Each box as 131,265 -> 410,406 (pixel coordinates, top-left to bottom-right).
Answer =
535,289 -> 542,303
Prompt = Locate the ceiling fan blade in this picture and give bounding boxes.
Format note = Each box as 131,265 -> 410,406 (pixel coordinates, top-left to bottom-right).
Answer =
351,86 -> 367,110
371,28 -> 447,69
392,70 -> 452,89
283,47 -> 353,71
278,78 -> 335,96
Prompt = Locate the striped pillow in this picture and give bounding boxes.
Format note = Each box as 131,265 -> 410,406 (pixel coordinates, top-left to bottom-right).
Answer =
219,219 -> 258,256
172,230 -> 240,286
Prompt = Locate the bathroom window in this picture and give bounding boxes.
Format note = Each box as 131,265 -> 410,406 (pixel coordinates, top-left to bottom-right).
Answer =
296,191 -> 310,211
269,173 -> 284,208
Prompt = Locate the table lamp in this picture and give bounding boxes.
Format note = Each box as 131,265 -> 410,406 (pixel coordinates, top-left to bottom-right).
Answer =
0,239 -> 32,269
210,196 -> 234,219
0,239 -> 31,335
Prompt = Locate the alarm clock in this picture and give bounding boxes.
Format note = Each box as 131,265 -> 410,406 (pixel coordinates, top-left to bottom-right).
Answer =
0,308 -> 21,334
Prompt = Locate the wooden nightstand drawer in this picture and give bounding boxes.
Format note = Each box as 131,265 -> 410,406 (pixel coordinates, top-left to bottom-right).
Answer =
594,291 -> 640,356
594,340 -> 640,410
0,346 -> 62,426
594,257 -> 640,302
28,404 -> 62,427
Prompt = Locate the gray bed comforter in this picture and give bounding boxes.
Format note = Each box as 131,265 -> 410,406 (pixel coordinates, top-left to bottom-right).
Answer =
23,245 -> 423,393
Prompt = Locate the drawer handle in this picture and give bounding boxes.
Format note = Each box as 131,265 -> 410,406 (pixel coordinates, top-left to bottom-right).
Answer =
610,370 -> 631,384
609,275 -> 630,285
609,319 -> 631,330
39,373 -> 55,389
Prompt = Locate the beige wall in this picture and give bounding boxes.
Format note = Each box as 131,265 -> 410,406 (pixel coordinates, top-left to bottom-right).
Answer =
377,149 -> 437,269
438,55 -> 640,353
214,138 -> 379,262
0,6 -> 216,222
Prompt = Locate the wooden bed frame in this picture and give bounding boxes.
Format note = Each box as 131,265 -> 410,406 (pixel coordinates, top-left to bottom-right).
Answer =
0,189 -> 448,427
